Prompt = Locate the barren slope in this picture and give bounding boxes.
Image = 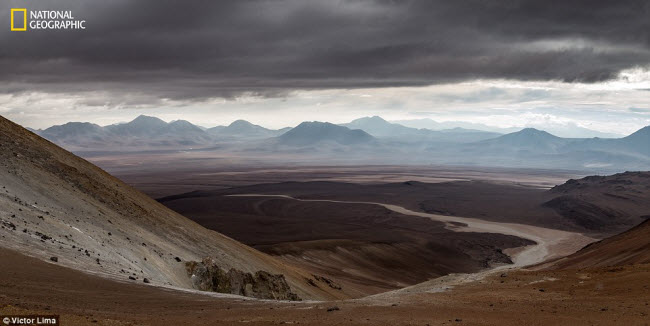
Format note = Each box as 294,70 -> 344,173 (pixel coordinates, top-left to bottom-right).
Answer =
2,246 -> 648,326
542,219 -> 650,270
0,116 -> 341,300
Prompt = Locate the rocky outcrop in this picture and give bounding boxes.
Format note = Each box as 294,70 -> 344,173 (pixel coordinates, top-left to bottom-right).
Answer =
185,257 -> 300,301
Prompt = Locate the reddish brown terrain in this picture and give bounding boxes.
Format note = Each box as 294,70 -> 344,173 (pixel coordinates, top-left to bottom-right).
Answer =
542,219 -> 650,269
1,115 -> 649,325
1,245 -> 648,326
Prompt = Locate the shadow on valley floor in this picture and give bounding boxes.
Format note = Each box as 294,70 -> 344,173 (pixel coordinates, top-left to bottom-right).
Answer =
161,195 -> 533,296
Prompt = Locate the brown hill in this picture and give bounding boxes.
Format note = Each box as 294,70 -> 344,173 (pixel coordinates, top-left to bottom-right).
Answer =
0,115 -> 341,300
543,219 -> 650,269
542,171 -> 650,234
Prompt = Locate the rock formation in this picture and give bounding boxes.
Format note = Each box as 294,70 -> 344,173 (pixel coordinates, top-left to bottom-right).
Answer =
186,257 -> 300,301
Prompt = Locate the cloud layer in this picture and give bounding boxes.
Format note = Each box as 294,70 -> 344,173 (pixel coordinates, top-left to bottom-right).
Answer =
2,0 -> 649,99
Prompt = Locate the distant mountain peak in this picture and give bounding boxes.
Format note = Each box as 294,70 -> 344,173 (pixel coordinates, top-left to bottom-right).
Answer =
205,119 -> 281,138
367,116 -> 388,122
279,121 -> 374,145
349,116 -> 390,124
228,119 -> 255,127
168,120 -> 204,132
126,115 -> 168,128
224,120 -> 268,133
342,116 -> 415,138
298,121 -> 334,127
478,127 -> 568,152
169,119 -> 193,125
510,128 -> 559,138
61,121 -> 99,127
132,115 -> 165,123
519,127 -> 548,133
98,115 -> 209,144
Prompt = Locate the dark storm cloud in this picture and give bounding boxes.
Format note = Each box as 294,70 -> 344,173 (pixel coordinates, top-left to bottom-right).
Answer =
1,0 -> 649,99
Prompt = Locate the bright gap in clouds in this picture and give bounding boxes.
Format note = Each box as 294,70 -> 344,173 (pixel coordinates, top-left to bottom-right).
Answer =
2,67 -> 649,136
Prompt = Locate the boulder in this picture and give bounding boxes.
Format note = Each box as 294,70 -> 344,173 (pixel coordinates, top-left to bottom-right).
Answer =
185,257 -> 300,301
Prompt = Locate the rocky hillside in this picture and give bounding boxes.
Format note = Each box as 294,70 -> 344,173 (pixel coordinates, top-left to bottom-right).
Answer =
543,171 -> 650,234
539,172 -> 650,269
0,115 -> 341,300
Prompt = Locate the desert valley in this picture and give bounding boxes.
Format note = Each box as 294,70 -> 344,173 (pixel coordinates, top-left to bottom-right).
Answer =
1,114 -> 649,325
3,1 -> 650,325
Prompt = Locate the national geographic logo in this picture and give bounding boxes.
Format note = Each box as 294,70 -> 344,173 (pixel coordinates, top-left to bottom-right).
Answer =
10,8 -> 86,31
9,8 -> 26,31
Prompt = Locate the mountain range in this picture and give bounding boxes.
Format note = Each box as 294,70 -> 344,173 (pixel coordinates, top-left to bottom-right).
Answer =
392,118 -> 624,138
441,127 -> 650,170
341,116 -> 502,143
38,115 -> 212,150
33,115 -> 650,171
466,127 -> 650,157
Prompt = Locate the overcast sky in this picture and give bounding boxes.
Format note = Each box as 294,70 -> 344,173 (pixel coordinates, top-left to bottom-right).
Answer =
1,0 -> 649,135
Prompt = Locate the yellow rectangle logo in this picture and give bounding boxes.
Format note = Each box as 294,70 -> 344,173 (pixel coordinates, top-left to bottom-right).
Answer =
11,8 -> 27,31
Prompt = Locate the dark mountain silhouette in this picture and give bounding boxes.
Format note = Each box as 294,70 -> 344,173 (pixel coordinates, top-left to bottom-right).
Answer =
278,121 -> 375,146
